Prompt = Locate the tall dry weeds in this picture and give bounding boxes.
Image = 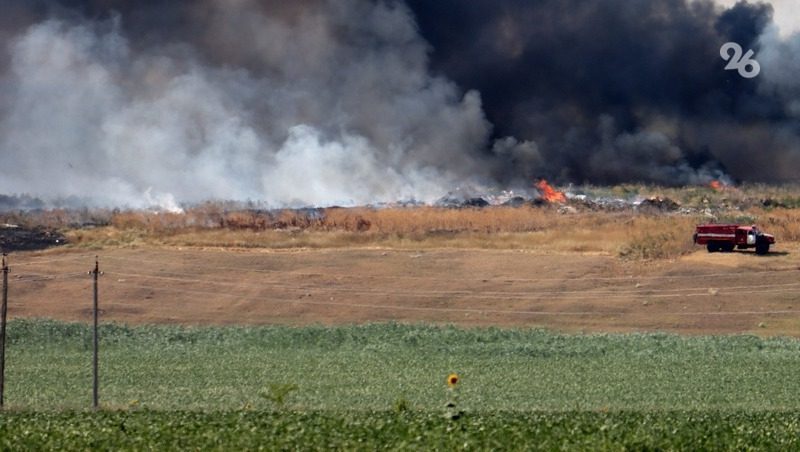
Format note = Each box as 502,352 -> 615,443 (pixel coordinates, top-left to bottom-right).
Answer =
6,185 -> 800,259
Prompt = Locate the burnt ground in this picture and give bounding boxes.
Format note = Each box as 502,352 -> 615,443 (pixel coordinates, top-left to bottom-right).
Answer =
0,226 -> 66,253
4,244 -> 800,336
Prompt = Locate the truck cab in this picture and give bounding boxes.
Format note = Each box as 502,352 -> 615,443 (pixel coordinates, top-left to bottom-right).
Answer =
735,226 -> 758,247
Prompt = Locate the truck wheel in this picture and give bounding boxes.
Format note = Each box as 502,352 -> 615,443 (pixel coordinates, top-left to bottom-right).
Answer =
707,242 -> 720,253
755,239 -> 770,255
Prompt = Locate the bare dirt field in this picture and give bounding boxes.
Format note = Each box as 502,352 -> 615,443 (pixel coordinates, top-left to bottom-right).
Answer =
6,241 -> 800,336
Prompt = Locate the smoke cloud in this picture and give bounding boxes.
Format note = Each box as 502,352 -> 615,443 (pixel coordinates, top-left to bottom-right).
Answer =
407,0 -> 800,185
0,0 -> 491,208
0,0 -> 798,208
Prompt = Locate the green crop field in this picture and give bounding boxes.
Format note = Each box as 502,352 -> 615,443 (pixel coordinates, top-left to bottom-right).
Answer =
2,319 -> 800,449
2,410 -> 800,450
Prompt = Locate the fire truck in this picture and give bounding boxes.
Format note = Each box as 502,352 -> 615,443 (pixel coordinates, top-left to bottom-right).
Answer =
693,224 -> 775,255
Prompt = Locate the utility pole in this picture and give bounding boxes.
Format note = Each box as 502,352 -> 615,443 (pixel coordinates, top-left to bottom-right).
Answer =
91,256 -> 101,410
0,253 -> 8,408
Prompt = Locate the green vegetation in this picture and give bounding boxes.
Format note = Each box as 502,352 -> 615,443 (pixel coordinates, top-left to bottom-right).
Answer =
4,319 -> 800,411
3,319 -> 800,448
2,410 -> 800,450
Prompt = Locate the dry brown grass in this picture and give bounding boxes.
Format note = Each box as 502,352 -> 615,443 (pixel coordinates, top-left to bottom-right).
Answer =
63,207 -> 715,259
326,206 -> 556,233
7,185 -> 800,260
102,205 -> 632,235
755,208 -> 800,242
617,216 -> 699,260
107,206 -> 566,234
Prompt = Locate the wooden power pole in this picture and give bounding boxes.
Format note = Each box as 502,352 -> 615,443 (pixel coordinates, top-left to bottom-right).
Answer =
91,257 -> 100,410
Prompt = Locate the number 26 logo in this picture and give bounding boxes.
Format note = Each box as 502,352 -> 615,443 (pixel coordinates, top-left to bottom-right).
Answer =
720,42 -> 760,79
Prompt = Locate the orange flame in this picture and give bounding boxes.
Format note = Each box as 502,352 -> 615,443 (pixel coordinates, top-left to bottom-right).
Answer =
535,179 -> 567,203
709,180 -> 724,191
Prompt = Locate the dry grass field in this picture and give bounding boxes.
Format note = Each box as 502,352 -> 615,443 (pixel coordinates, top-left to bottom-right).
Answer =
62,204 -> 800,258
4,184 -> 800,335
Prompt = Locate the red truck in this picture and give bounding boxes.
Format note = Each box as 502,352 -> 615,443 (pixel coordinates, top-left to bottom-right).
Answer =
694,224 -> 775,255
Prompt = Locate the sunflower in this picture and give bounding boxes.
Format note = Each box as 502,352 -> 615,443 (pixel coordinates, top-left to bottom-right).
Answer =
447,373 -> 459,387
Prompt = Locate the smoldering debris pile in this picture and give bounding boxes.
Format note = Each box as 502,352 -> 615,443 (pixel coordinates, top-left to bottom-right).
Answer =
638,197 -> 681,212
430,186 -> 687,213
433,190 -> 531,208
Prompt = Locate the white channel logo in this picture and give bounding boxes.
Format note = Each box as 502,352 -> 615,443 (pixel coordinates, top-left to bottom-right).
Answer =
720,42 -> 760,79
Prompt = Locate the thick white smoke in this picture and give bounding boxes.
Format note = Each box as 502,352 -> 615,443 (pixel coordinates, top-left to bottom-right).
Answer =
0,2 -> 492,209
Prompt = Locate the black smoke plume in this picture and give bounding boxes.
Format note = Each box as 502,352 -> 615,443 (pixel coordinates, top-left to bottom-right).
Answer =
407,0 -> 799,185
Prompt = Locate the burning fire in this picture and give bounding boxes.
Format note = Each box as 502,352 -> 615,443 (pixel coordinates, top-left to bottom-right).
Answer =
535,179 -> 567,203
708,180 -> 735,192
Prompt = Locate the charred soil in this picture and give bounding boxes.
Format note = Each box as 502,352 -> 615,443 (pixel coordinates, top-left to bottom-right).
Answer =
0,226 -> 66,253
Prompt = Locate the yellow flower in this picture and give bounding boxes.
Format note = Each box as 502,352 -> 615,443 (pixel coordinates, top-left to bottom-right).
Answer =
447,373 -> 459,387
